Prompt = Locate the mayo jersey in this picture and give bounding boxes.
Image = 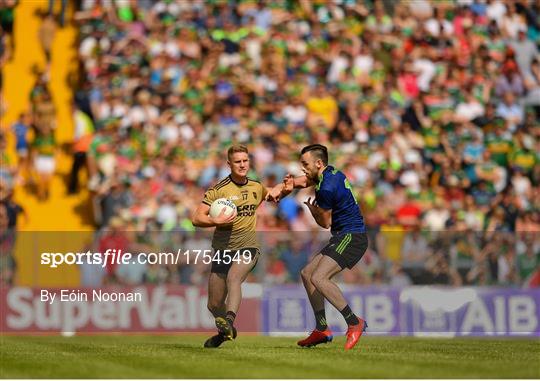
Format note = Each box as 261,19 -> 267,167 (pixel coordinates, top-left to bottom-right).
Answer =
203,176 -> 267,250
315,166 -> 366,235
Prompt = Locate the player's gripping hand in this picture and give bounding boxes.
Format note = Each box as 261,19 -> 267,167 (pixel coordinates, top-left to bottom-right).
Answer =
265,187 -> 283,203
211,207 -> 237,226
265,174 -> 295,203
283,174 -> 294,193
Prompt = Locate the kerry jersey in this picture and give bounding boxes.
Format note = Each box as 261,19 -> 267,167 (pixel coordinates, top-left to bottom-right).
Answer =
203,176 -> 267,250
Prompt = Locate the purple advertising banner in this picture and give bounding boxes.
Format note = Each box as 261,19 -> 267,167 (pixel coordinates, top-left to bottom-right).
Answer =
400,287 -> 540,337
262,286 -> 540,337
262,285 -> 401,336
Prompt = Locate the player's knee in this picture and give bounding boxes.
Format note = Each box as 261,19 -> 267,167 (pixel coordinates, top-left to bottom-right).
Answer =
226,274 -> 242,288
310,273 -> 325,289
300,267 -> 311,281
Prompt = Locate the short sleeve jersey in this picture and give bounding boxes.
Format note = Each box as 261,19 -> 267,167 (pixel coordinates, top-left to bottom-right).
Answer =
315,166 -> 366,235
203,176 -> 267,250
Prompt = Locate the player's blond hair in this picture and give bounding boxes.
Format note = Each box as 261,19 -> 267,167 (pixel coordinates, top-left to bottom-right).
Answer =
227,144 -> 249,161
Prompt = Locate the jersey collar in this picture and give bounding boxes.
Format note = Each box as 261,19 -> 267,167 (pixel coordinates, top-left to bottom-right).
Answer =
316,166 -> 333,191
229,175 -> 248,186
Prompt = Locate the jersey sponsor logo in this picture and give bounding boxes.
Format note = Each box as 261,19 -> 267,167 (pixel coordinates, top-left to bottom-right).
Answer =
236,204 -> 256,217
229,195 -> 239,201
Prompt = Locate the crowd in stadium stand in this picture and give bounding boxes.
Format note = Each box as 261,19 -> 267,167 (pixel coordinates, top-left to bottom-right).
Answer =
0,0 -> 21,285
0,126 -> 25,285
2,0 -> 539,288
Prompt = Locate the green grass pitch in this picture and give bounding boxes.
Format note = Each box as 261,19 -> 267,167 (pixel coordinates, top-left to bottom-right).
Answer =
1,335 -> 539,378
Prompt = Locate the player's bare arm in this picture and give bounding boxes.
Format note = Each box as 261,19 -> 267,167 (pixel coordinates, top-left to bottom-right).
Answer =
303,197 -> 332,229
265,174 -> 313,202
191,203 -> 237,227
290,174 -> 315,188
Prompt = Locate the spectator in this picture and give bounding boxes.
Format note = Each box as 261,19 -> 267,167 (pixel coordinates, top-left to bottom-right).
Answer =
11,113 -> 30,185
522,58 -> 540,112
501,2 -> 527,39
69,105 -> 94,194
426,252 -> 463,286
266,252 -> 287,284
0,25 -> 10,91
496,92 -> 525,131
48,0 -> 66,27
455,91 -> 486,122
0,203 -> 16,286
0,181 -> 26,229
78,242 -> 106,287
97,217 -> 131,281
396,194 -> 422,227
516,233 -> 540,283
450,230 -> 481,274
495,61 -> 524,97
401,227 -> 430,272
116,251 -> 148,285
278,238 -> 310,282
31,82 -> 56,131
422,199 -> 450,231
509,30 -> 539,79
497,245 -> 518,285
377,212 -> 406,263
388,263 -> 413,287
0,0 -> 16,55
306,83 -> 338,130
38,11 -> 56,69
0,132 -> 15,186
96,178 -> 132,228
31,124 -> 56,201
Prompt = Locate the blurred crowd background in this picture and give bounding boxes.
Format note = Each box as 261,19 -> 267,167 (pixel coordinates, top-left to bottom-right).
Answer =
1,0 -> 539,288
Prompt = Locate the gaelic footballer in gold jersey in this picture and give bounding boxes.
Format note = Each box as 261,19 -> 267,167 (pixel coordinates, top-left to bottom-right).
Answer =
202,173 -> 264,250
191,144 -> 288,348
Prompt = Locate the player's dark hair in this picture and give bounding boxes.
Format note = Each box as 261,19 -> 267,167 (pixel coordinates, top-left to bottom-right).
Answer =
227,144 -> 249,161
301,144 -> 328,165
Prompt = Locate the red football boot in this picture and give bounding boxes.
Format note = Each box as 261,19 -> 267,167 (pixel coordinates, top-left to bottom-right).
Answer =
297,329 -> 333,347
344,318 -> 368,350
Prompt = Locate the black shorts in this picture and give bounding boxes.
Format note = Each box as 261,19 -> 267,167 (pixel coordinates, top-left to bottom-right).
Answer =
320,232 -> 368,270
210,247 -> 260,275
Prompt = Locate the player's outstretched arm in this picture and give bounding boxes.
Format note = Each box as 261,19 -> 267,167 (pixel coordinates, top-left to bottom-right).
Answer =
288,174 -> 315,189
191,203 -> 237,228
265,174 -> 315,202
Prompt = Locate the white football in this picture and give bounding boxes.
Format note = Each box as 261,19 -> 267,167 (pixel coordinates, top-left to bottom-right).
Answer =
209,198 -> 237,218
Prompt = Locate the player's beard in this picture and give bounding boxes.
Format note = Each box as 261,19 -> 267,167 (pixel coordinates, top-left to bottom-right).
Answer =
306,171 -> 318,183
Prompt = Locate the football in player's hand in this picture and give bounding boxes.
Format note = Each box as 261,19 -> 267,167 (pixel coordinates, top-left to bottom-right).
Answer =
209,198 -> 237,218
